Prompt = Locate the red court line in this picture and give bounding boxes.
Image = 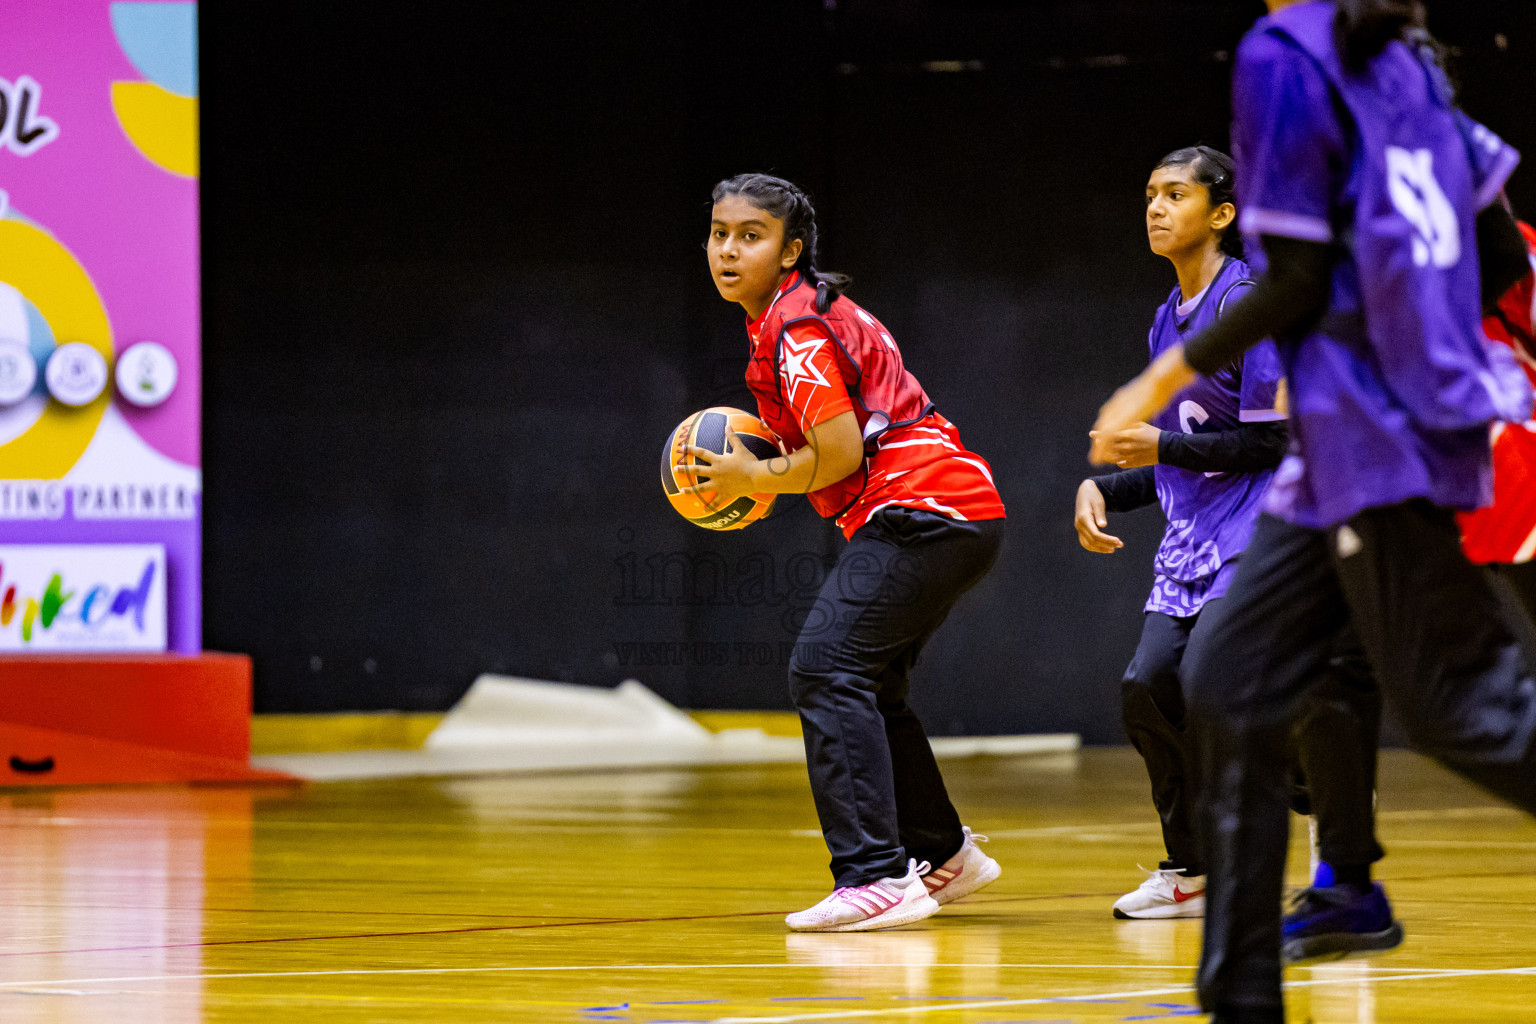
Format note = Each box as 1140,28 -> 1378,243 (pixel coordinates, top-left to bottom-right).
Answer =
0,910 -> 791,959
0,892 -> 1113,960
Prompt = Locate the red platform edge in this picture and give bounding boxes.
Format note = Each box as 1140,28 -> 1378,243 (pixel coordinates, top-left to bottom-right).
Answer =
0,653 -> 298,787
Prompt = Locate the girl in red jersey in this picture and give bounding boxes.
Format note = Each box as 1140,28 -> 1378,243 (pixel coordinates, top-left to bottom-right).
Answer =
1462,217 -> 1536,624
678,173 -> 1006,932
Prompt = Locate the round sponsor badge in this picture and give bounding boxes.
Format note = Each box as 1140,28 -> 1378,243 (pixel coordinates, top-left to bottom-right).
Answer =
0,338 -> 37,405
45,342 -> 109,407
115,340 -> 178,407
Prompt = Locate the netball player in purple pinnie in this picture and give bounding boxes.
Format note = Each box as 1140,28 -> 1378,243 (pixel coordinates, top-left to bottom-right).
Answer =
1079,146 -> 1384,925
1091,2 -> 1536,1021
1078,146 -> 1285,919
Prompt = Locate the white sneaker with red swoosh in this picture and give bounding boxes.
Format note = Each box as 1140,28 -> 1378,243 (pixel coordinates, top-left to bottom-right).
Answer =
1112,866 -> 1206,919
921,827 -> 1002,905
786,859 -> 941,932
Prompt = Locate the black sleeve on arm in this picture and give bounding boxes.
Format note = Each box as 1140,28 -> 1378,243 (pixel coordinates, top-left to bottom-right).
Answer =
1089,466 -> 1157,513
1183,235 -> 1333,375
1478,202 -> 1530,312
1158,419 -> 1289,473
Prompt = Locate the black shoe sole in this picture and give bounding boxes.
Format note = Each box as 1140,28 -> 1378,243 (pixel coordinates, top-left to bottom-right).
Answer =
1282,920 -> 1405,964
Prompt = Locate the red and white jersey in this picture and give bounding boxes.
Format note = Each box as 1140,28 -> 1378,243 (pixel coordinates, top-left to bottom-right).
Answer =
1460,221 -> 1536,565
744,272 -> 1005,540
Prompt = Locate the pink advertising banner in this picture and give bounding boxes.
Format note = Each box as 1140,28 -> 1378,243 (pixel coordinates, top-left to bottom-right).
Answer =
0,1 -> 200,652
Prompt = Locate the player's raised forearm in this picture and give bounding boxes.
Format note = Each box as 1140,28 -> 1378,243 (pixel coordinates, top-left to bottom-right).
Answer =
749,411 -> 864,494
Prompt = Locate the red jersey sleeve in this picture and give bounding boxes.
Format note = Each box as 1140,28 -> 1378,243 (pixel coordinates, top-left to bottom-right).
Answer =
779,321 -> 854,434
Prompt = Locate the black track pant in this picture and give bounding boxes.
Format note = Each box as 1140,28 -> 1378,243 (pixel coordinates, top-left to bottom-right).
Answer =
789,507 -> 1004,888
1185,503 -> 1536,1019
1289,625 -> 1385,870
1290,565 -> 1536,870
1123,610 -> 1383,878
1122,611 -> 1207,874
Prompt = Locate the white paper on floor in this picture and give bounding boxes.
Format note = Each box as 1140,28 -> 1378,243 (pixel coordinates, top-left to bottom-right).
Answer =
252,675 -> 1079,781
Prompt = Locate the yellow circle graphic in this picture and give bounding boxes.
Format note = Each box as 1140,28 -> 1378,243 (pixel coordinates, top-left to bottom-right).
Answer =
0,219 -> 113,479
111,81 -> 199,178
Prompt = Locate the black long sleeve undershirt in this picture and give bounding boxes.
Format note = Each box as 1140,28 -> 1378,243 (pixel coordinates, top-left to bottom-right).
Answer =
1183,204 -> 1531,375
1091,466 -> 1156,513
1088,419 -> 1289,512
1158,419 -> 1289,473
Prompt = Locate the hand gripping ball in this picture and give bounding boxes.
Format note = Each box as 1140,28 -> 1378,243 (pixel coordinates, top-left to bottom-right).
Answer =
661,407 -> 783,530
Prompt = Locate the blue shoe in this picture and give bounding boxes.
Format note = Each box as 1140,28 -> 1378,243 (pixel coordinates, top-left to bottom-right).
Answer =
1281,882 -> 1404,963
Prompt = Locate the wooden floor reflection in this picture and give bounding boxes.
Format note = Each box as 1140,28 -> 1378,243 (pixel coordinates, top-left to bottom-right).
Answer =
0,748 -> 1531,1022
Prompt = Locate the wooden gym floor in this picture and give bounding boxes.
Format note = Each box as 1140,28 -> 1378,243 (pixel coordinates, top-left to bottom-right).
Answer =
0,747 -> 1531,1023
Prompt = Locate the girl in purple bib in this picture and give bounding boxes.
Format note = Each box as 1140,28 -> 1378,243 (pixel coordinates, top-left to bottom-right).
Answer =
1080,147 -> 1383,926
1078,146 -> 1282,918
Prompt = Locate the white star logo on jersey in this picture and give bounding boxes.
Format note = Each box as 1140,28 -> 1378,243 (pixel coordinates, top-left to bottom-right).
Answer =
782,335 -> 832,404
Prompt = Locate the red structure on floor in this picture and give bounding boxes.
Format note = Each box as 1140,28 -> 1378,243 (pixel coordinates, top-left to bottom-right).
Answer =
0,654 -> 295,786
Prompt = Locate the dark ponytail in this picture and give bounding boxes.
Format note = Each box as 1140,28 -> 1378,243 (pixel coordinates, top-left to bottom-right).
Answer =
1154,145 -> 1244,260
711,173 -> 850,313
1335,0 -> 1426,70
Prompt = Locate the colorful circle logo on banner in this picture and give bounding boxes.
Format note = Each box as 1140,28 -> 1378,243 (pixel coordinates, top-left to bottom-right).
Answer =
0,339 -> 37,405
46,343 -> 109,407
0,219 -> 113,478
115,340 -> 177,407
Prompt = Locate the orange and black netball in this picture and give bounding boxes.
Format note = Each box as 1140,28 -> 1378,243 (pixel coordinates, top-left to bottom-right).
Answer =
661,407 -> 782,531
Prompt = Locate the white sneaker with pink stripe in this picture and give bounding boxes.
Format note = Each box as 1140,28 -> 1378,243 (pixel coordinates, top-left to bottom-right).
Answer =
785,859 -> 941,932
921,826 -> 1001,905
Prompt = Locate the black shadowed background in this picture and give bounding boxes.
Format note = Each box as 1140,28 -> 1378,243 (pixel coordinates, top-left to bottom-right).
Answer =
201,1 -> 1536,741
